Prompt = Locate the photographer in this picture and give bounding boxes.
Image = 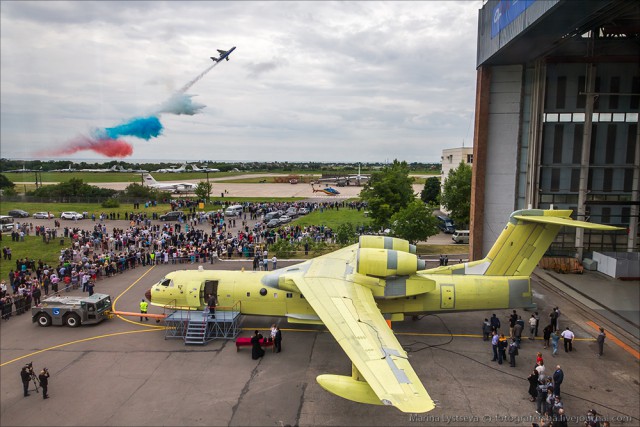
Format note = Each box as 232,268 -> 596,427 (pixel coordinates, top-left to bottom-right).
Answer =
38,368 -> 50,399
20,366 -> 31,397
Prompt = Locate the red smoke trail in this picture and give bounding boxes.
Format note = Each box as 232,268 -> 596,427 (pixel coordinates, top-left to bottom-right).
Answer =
41,136 -> 134,158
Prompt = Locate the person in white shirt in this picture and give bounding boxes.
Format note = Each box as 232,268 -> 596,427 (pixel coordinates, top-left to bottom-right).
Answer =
528,314 -> 537,340
560,327 -> 574,352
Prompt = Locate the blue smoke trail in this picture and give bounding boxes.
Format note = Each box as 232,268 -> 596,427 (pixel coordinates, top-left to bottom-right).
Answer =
96,116 -> 163,140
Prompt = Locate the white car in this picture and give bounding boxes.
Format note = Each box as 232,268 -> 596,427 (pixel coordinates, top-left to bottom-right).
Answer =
33,212 -> 55,219
278,215 -> 291,224
60,211 -> 84,220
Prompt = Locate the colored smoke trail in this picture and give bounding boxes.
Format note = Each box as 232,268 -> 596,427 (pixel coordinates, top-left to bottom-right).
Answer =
46,59 -> 222,158
96,116 -> 163,140
41,137 -> 134,158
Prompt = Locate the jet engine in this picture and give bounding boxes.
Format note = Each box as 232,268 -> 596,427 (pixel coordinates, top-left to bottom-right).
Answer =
358,236 -> 416,254
356,248 -> 425,278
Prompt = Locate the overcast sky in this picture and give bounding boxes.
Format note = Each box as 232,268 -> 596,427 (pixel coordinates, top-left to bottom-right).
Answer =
1,1 -> 482,163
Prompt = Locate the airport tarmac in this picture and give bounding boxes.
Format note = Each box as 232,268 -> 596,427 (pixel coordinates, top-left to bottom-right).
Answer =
1,260 -> 638,427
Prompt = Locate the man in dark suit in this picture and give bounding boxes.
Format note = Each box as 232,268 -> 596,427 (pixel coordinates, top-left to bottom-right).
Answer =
274,326 -> 282,353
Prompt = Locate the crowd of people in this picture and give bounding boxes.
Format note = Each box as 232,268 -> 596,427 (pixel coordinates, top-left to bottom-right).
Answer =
484,307 -> 610,427
1,200 -> 371,320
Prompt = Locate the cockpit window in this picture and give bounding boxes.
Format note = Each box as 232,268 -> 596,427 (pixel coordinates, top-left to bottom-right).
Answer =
159,278 -> 173,287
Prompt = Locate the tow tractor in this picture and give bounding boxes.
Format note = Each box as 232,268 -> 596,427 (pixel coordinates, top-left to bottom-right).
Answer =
32,293 -> 112,327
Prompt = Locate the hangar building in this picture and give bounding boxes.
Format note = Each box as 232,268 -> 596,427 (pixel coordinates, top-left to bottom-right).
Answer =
470,0 -> 639,261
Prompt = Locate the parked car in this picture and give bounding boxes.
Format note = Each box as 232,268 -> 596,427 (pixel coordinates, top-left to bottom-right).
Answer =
7,209 -> 29,218
452,230 -> 470,244
278,215 -> 291,224
298,207 -> 309,215
265,212 -> 281,221
60,211 -> 84,220
436,215 -> 456,234
266,219 -> 280,228
33,212 -> 55,219
285,207 -> 298,218
159,211 -> 184,222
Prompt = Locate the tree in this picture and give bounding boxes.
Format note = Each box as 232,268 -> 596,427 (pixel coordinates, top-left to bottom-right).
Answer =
360,160 -> 415,230
335,223 -> 357,245
390,200 -> 439,244
0,174 -> 15,189
440,162 -> 472,227
420,176 -> 440,205
195,181 -> 213,202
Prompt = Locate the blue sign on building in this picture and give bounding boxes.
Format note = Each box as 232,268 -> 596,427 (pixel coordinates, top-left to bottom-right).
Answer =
491,0 -> 536,38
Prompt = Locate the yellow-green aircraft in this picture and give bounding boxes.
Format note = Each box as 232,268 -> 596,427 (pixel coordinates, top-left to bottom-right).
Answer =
145,209 -> 620,413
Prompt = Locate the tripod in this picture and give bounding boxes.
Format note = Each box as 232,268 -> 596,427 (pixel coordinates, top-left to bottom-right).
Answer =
28,370 -> 40,393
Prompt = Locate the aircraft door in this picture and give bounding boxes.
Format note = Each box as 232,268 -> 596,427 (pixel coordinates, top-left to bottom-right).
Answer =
204,280 -> 219,304
440,284 -> 455,309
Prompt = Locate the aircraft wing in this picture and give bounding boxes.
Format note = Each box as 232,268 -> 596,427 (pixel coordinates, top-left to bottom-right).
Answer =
287,258 -> 435,413
217,49 -> 227,54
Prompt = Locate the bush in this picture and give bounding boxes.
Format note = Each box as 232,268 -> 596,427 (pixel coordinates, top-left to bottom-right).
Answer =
101,198 -> 120,208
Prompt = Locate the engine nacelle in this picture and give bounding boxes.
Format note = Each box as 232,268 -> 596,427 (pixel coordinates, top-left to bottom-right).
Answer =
356,248 -> 425,278
359,236 -> 416,254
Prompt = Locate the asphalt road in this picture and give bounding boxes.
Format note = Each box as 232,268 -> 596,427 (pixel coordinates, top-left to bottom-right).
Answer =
1,260 -> 638,426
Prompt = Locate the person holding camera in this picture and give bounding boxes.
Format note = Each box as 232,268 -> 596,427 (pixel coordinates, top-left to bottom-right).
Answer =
38,368 -> 50,399
20,366 -> 31,397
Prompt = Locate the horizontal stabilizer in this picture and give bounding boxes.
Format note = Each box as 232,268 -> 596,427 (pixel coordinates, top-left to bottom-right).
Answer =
512,214 -> 624,231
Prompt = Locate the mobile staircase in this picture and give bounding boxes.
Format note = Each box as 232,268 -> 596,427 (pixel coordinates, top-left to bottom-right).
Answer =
162,301 -> 242,345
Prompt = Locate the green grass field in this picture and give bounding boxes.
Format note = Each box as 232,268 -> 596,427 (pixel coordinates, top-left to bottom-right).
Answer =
1,235 -> 64,281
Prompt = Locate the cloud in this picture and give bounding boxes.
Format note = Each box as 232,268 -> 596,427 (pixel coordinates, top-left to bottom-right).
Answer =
0,1 -> 482,162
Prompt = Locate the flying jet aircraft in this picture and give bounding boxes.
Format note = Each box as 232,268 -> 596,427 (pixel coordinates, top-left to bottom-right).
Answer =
142,173 -> 197,193
211,46 -> 236,62
156,163 -> 187,173
145,209 -> 620,413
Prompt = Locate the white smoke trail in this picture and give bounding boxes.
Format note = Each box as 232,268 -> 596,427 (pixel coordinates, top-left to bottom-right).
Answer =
178,61 -> 218,94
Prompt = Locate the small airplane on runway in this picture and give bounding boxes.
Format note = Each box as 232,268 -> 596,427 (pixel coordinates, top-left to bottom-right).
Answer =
145,209 -> 621,413
211,47 -> 236,62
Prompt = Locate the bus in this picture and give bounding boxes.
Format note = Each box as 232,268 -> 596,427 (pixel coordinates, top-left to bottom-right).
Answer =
0,215 -> 14,232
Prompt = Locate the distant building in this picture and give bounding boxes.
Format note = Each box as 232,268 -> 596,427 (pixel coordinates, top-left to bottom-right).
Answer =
440,147 -> 474,213
470,0 -> 639,261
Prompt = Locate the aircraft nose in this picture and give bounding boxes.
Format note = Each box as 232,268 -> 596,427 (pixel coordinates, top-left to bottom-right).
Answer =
145,289 -> 152,302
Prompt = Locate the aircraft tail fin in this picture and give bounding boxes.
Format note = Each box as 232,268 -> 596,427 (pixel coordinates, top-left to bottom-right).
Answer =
463,209 -> 622,277
142,173 -> 158,186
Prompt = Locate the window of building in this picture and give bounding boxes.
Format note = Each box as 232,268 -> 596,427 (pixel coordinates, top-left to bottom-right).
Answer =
601,207 -> 611,224
570,169 -> 580,192
609,76 -> 620,109
572,125 -> 583,164
621,207 -> 630,224
603,169 -> 613,192
605,125 -> 616,164
551,169 -> 561,192
466,154 -> 473,164
577,76 -> 586,109
631,77 -> 640,110
624,169 -> 633,192
556,76 -> 567,109
553,125 -> 563,163
627,125 -> 637,164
